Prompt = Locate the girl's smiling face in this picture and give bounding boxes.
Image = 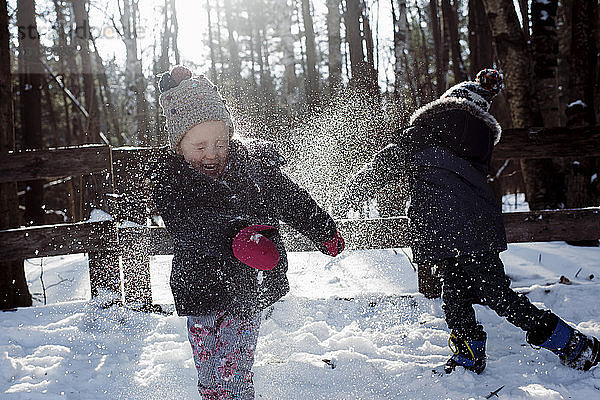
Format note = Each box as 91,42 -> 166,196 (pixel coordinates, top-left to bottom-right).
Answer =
178,120 -> 230,178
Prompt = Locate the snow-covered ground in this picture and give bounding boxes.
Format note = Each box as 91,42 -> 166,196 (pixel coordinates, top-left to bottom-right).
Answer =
3,242 -> 600,399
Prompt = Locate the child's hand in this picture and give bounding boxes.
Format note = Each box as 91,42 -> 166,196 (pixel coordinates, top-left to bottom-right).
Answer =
321,231 -> 345,257
232,225 -> 280,270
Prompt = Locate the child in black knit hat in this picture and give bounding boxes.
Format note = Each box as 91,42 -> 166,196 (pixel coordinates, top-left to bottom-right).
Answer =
147,66 -> 345,399
338,69 -> 600,374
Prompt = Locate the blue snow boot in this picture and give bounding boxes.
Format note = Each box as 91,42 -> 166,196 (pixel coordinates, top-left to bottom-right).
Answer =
445,330 -> 487,374
527,318 -> 600,371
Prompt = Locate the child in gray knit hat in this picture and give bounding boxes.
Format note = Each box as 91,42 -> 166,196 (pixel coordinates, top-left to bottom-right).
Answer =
148,66 -> 345,399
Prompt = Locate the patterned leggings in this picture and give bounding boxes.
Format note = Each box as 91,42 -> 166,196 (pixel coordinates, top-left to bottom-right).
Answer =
187,311 -> 261,400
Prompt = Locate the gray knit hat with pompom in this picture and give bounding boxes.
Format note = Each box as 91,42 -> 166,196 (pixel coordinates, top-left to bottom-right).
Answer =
158,66 -> 234,149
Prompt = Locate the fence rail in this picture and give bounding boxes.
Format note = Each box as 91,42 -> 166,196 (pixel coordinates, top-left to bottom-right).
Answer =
0,220 -> 116,260
493,126 -> 600,160
2,208 -> 598,261
106,208 -> 600,255
0,144 -> 110,183
503,208 -> 600,242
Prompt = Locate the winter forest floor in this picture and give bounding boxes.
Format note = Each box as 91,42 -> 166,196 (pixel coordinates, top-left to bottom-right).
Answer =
2,240 -> 600,399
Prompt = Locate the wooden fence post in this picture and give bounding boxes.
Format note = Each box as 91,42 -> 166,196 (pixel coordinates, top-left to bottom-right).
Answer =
417,261 -> 443,299
88,250 -> 121,299
119,227 -> 152,305
111,148 -> 160,307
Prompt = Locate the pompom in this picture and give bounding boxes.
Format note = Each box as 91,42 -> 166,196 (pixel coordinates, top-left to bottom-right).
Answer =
159,72 -> 176,93
475,69 -> 504,95
170,65 -> 192,85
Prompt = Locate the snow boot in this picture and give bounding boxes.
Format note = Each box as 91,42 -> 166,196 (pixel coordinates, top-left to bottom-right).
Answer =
527,317 -> 600,371
445,330 -> 487,374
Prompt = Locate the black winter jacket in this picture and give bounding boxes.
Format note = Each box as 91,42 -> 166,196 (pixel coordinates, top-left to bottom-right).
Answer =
147,138 -> 338,317
340,97 -> 507,263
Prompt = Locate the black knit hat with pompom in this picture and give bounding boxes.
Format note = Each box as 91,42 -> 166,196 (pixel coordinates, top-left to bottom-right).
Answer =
441,68 -> 504,111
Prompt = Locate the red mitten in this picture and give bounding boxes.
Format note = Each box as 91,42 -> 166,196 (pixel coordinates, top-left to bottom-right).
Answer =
232,225 -> 280,271
322,231 -> 345,257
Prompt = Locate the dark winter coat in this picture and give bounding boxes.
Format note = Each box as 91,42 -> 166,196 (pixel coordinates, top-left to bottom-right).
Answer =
340,97 -> 507,263
147,138 -> 338,317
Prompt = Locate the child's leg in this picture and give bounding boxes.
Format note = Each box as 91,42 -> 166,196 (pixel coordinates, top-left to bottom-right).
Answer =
462,252 -> 554,332
440,257 -> 481,336
463,252 -> 600,371
440,257 -> 487,373
187,311 -> 261,400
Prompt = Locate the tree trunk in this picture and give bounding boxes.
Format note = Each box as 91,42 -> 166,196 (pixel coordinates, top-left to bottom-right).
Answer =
1,0 -> 32,309
567,0 -> 597,127
223,0 -> 241,86
71,2 -> 107,220
94,72 -> 109,137
18,0 -> 44,226
248,16 -> 257,88
63,10 -> 84,219
297,0 -> 307,79
73,2 -> 108,218
345,0 -> 370,89
255,23 -> 265,89
159,0 -> 170,73
524,0 -> 564,211
362,1 -> 377,90
441,3 -> 450,87
170,0 -> 180,65
43,80 -> 59,146
481,0 -> 563,211
119,0 -> 149,145
430,0 -> 446,95
564,0 -> 599,210
154,0 -> 171,141
415,4 -> 434,103
61,88 -> 72,145
152,38 -> 162,142
52,0 -> 72,146
61,2 -> 84,147
131,1 -> 149,145
72,0 -> 100,143
468,0 -> 493,76
595,2 -> 600,125
206,0 -> 218,82
482,0 -> 536,127
531,0 -> 559,127
327,0 -> 342,95
301,0 -> 320,109
555,0 -> 571,128
260,26 -> 276,100
517,0 -> 530,42
215,0 -> 225,73
393,0 -> 412,98
91,37 -> 124,145
281,0 -> 298,107
441,0 -> 466,83
342,0 -> 351,81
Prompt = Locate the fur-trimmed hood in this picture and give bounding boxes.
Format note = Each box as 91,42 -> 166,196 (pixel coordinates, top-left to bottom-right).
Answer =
409,97 -> 502,145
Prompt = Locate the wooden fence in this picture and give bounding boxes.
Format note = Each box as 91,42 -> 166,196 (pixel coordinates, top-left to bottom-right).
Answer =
1,126 -> 599,305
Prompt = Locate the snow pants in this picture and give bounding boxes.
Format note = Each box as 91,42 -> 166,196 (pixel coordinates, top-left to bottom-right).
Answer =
187,311 -> 261,400
439,252 -> 556,337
